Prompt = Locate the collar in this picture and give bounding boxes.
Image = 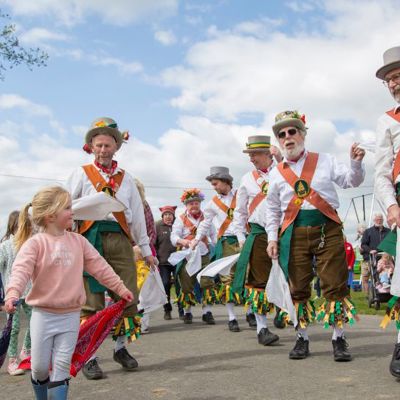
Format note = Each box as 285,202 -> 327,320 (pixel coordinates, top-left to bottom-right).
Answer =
217,188 -> 235,199
283,150 -> 308,165
93,160 -> 121,174
186,210 -> 203,220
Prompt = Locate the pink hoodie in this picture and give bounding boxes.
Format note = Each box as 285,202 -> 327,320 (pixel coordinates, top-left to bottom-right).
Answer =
6,231 -> 129,313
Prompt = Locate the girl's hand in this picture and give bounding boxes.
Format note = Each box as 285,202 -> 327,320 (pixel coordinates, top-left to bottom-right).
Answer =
121,290 -> 134,303
5,298 -> 19,314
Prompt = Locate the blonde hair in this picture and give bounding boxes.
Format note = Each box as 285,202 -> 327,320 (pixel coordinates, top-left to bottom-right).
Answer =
15,186 -> 71,251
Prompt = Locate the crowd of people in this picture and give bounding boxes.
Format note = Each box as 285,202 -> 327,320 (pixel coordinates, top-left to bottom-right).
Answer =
1,45 -> 400,399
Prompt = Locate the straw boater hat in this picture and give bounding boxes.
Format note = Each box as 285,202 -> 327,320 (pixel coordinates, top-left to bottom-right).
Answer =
206,166 -> 233,183
159,206 -> 177,216
272,110 -> 307,136
243,135 -> 271,153
376,46 -> 400,80
180,188 -> 205,205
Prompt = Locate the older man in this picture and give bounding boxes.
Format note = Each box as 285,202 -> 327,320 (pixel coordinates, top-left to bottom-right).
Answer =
232,135 -> 281,345
375,45 -> 400,378
66,117 -> 156,379
266,111 -> 365,361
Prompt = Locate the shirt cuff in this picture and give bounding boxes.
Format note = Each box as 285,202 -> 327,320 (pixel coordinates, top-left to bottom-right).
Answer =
350,159 -> 362,169
140,245 -> 152,258
5,288 -> 20,302
236,233 -> 246,243
267,231 -> 278,242
384,197 -> 398,213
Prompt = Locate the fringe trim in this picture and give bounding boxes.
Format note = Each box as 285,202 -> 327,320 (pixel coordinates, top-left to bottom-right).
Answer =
218,284 -> 241,305
380,296 -> 400,330
294,301 -> 316,329
175,292 -> 197,308
202,288 -> 220,305
244,287 -> 274,315
316,297 -> 358,329
112,315 -> 142,342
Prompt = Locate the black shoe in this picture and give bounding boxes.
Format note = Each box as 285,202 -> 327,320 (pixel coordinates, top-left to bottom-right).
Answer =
113,347 -> 139,370
228,319 -> 240,332
289,337 -> 310,359
202,311 -> 216,325
164,311 -> 172,320
246,313 -> 257,329
257,327 -> 279,346
82,358 -> 104,380
273,312 -> 286,329
332,337 -> 352,362
183,313 -> 193,324
390,343 -> 400,378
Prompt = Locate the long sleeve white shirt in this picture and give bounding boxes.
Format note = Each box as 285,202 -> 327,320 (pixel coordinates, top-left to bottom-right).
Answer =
65,163 -> 151,257
375,105 -> 400,211
232,169 -> 271,243
195,189 -> 237,241
265,151 -> 365,242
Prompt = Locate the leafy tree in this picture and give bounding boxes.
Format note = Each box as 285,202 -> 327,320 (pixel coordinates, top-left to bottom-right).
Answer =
0,10 -> 48,80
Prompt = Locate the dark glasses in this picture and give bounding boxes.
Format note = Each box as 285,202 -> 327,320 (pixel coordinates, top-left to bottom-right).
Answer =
277,128 -> 297,139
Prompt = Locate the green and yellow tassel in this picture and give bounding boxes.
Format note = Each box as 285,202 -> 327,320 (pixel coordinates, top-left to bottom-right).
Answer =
175,292 -> 197,308
218,284 -> 241,305
112,314 -> 142,342
294,300 -> 316,329
380,296 -> 400,330
316,297 -> 358,329
202,288 -> 220,305
243,286 -> 274,315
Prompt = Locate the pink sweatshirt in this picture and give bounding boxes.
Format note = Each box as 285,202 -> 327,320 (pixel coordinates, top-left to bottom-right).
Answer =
6,231 -> 129,313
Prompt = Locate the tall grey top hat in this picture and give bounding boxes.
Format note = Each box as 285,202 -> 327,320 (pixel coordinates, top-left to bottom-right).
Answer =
243,135 -> 271,153
206,166 -> 233,182
376,46 -> 400,80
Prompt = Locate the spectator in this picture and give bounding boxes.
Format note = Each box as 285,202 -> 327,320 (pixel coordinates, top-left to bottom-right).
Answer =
344,239 -> 355,289
377,252 -> 395,289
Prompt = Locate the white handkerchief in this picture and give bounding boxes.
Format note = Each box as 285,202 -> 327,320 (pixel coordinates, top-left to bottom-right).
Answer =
197,254 -> 240,283
138,269 -> 168,313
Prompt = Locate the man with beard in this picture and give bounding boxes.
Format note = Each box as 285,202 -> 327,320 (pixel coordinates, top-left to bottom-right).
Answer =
375,45 -> 400,378
231,136 -> 281,345
171,189 -> 217,324
266,111 -> 365,361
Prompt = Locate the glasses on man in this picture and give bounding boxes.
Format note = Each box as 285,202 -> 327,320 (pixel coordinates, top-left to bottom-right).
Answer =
382,72 -> 400,87
277,128 -> 298,139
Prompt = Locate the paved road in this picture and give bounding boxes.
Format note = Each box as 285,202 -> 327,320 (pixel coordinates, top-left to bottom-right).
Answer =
1,306 -> 400,400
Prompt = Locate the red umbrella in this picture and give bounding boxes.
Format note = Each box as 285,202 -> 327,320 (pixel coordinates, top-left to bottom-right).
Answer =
19,299 -> 127,376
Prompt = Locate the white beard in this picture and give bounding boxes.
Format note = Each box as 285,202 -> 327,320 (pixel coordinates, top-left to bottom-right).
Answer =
282,142 -> 305,161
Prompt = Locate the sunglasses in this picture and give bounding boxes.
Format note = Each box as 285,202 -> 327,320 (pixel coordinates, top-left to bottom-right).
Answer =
277,128 -> 298,139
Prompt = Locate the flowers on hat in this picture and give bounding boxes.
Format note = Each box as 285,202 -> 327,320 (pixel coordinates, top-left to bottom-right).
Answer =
122,131 -> 130,141
83,143 -> 92,154
180,188 -> 205,204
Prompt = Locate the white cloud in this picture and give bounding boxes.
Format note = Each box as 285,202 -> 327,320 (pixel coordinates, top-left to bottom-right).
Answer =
154,30 -> 177,46
0,94 -> 52,117
88,55 -> 143,75
19,28 -> 70,47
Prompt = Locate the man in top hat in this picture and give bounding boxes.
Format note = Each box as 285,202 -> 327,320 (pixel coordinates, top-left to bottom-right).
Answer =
374,45 -> 400,378
66,117 -> 156,380
170,189 -> 217,324
231,135 -> 281,345
266,110 -> 365,361
155,205 -> 180,320
191,166 -> 242,332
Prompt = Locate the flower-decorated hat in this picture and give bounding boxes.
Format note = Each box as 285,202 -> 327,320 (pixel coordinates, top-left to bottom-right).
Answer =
272,110 -> 306,136
180,188 -> 205,205
206,166 -> 233,183
243,135 -> 271,153
159,205 -> 177,216
84,117 -> 129,153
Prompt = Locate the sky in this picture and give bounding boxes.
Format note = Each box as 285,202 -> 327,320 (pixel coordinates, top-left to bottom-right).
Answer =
0,0 -> 398,241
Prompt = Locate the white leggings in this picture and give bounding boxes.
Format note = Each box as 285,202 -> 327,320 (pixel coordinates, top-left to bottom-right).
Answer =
30,308 -> 80,382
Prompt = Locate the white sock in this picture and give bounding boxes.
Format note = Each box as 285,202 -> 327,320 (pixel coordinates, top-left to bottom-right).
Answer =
184,306 -> 192,314
226,303 -> 236,321
202,305 -> 212,315
297,327 -> 309,341
141,313 -> 150,330
255,313 -> 267,334
246,306 -> 252,315
332,325 -> 344,340
397,331 -> 400,343
114,336 -> 126,352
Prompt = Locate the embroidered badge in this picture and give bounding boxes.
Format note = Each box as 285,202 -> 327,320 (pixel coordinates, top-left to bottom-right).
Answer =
227,208 -> 234,219
294,179 -> 310,198
261,181 -> 269,195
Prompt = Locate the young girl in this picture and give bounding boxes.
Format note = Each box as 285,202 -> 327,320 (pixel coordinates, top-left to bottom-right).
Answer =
0,210 -> 32,376
5,186 -> 133,400
377,252 -> 395,290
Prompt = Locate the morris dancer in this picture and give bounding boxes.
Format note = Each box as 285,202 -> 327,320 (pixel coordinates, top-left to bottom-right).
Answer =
232,135 -> 281,345
374,45 -> 400,378
266,110 -> 365,361
66,117 -> 156,379
170,189 -> 217,324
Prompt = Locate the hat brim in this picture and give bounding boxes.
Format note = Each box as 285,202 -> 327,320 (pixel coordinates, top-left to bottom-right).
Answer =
242,148 -> 271,153
183,197 -> 203,204
206,174 -> 233,182
376,61 -> 400,80
272,118 -> 306,136
85,127 -> 123,150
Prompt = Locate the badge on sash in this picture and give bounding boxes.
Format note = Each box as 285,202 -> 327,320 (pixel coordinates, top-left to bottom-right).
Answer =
261,181 -> 269,195
294,179 -> 310,198
227,207 -> 234,219
102,186 -> 115,197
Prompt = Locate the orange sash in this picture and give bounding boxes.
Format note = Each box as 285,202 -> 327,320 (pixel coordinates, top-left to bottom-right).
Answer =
79,164 -> 132,241
386,109 -> 400,182
180,213 -> 205,241
248,170 -> 269,217
212,193 -> 237,239
277,152 -> 341,235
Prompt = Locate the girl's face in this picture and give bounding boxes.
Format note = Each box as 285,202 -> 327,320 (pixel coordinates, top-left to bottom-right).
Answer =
54,200 -> 73,230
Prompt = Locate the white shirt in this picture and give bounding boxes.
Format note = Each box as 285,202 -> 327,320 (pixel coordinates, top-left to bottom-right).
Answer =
195,189 -> 237,241
375,105 -> 400,211
171,211 -> 216,247
65,163 -> 151,257
232,169 -> 271,243
265,151 -> 365,242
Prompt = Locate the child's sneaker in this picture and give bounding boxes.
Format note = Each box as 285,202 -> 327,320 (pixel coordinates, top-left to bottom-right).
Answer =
7,358 -> 25,376
19,348 -> 31,360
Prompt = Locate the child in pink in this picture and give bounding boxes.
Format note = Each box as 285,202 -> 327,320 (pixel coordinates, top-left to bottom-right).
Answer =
377,252 -> 395,289
5,186 -> 133,400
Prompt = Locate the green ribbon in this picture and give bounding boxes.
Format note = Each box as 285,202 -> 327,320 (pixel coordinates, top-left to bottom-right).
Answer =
378,229 -> 397,257
83,221 -> 123,293
232,223 -> 265,294
211,236 -> 238,261
279,210 -> 329,279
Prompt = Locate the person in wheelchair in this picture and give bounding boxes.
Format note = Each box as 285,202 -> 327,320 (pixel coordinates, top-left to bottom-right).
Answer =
376,252 -> 394,291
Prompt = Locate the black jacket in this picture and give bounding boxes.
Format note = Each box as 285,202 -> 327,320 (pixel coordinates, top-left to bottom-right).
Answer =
360,225 -> 390,261
155,220 -> 177,265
